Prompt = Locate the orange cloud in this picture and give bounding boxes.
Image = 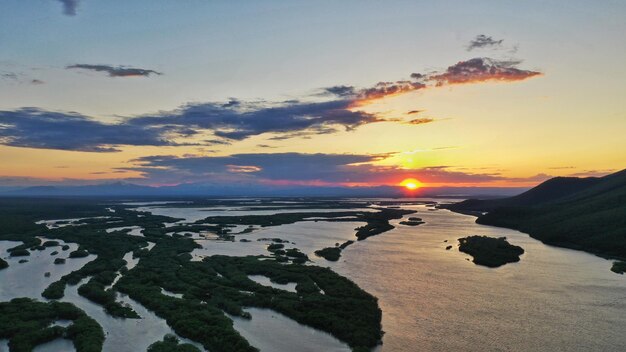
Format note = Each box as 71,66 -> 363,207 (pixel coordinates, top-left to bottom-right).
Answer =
427,58 -> 541,86
351,81 -> 426,106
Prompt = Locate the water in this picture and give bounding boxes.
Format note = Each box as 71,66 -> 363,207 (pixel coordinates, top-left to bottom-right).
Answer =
61,278 -> 204,352
3,200 -> 626,351
248,275 -> 297,293
0,239 -> 96,301
105,226 -> 144,237
229,307 -> 350,352
329,205 -> 626,352
190,221 -> 363,261
133,206 -> 372,222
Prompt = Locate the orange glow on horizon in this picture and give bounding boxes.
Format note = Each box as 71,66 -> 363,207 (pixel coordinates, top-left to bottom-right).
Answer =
400,178 -> 422,190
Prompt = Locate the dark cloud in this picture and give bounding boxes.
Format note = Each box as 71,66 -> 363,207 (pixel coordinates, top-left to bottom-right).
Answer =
31,79 -> 45,85
407,110 -> 423,115
323,85 -> 356,97
0,108 -> 182,152
130,99 -> 380,141
126,152 -> 535,186
67,64 -> 162,77
204,139 -> 232,146
1,72 -> 18,80
57,0 -> 80,16
426,58 -> 541,86
130,153 -> 385,184
467,35 -> 504,51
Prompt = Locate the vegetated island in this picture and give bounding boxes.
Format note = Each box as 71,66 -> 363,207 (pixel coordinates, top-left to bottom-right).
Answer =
442,168 -> 626,273
399,217 -> 424,226
612,261 -> 626,274
0,298 -> 104,352
314,241 -> 354,261
458,235 -> 524,268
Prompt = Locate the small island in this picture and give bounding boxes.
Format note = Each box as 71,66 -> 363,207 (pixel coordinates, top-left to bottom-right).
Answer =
314,247 -> 342,261
458,235 -> 524,268
400,217 -> 424,226
611,261 -> 626,274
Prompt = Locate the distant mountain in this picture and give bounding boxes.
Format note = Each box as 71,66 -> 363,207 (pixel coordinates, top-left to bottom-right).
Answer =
1,182 -> 527,198
444,169 -> 626,260
443,176 -> 602,213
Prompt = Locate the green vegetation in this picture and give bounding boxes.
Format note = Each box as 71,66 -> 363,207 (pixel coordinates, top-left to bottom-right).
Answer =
314,247 -> 342,261
399,217 -> 424,226
611,261 -> 626,274
0,298 -> 104,352
148,335 -> 200,352
116,238 -> 382,352
194,208 -> 414,242
266,243 -> 284,251
10,249 -> 30,257
0,197 -> 386,351
446,169 -> 626,267
458,236 -> 524,268
69,249 -> 90,258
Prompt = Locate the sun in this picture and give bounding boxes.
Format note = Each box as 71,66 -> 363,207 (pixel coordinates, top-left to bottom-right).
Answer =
400,178 -> 422,190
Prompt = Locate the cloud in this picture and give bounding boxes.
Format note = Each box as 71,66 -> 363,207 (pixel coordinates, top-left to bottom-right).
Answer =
31,79 -> 45,85
566,169 -> 616,177
406,118 -> 434,125
426,58 -> 541,86
1,72 -> 18,80
353,80 -> 425,104
467,35 -> 504,51
57,0 -> 80,16
130,99 -> 380,141
124,152 -> 541,187
0,108 -> 183,152
0,56 -> 541,152
66,64 -> 162,77
323,85 -> 356,97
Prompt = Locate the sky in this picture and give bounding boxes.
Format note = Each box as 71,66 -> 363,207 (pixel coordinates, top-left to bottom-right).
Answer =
1,0 -> 625,190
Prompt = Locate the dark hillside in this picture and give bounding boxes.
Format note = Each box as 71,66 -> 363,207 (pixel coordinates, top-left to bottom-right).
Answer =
444,169 -> 626,261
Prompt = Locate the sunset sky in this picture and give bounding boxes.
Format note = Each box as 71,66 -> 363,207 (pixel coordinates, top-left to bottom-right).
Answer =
1,0 -> 624,190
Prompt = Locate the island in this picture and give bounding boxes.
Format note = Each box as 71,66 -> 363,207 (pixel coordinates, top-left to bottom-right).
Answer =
612,261 -> 626,274
399,217 -> 424,226
458,235 -> 524,268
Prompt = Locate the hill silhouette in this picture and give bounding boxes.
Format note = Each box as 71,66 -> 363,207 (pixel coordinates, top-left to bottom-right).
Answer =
444,169 -> 626,260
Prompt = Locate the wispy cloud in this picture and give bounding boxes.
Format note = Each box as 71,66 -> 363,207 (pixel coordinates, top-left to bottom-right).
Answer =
57,0 -> 80,16
406,118 -> 434,125
1,72 -> 18,80
66,64 -> 162,77
467,34 -> 504,51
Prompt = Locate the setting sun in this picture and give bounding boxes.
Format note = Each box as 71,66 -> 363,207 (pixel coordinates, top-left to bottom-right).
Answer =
400,178 -> 422,190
